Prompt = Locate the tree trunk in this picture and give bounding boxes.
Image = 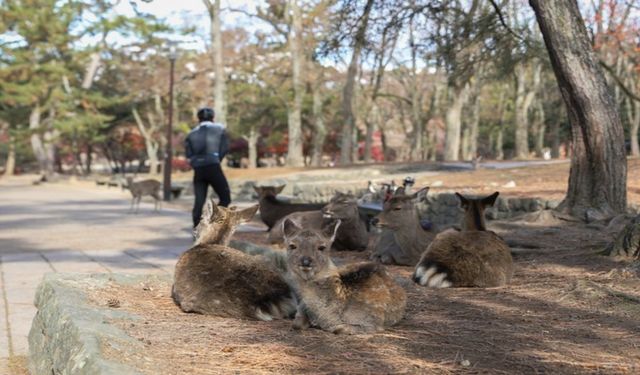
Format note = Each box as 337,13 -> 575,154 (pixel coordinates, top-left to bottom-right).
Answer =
29,104 -> 53,177
534,100 -> 546,158
311,85 -> 326,167
514,62 -> 541,159
530,0 -> 627,219
4,129 -> 15,176
285,0 -> 305,167
495,129 -> 504,160
550,118 -> 560,158
85,144 -> 93,174
248,127 -> 258,169
132,107 -> 161,175
204,0 -> 226,125
82,51 -> 101,90
443,83 -> 470,161
339,0 -> 374,165
627,100 -> 639,157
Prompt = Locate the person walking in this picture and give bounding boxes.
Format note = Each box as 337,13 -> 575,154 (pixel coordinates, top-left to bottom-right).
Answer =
185,107 -> 231,227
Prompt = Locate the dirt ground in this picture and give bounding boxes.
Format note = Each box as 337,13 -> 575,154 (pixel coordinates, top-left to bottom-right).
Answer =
88,213 -> 640,374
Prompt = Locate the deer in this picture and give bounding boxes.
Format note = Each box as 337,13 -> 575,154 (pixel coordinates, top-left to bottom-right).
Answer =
282,218 -> 406,334
124,176 -> 162,213
268,192 -> 368,251
253,185 -> 326,230
172,199 -> 296,320
370,187 -> 437,266
412,192 -> 514,288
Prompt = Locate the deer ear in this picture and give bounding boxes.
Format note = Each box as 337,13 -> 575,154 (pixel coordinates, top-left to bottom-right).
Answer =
282,218 -> 301,239
456,192 -> 470,209
482,192 -> 499,207
275,185 -> 286,194
252,185 -> 262,195
201,199 -> 217,223
411,187 -> 430,203
238,204 -> 259,222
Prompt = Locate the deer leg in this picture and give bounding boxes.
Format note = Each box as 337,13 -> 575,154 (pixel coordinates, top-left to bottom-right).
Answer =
292,306 -> 310,330
135,195 -> 141,214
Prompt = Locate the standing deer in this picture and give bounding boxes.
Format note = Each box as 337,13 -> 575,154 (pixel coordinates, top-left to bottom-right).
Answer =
283,218 -> 406,334
412,192 -> 513,288
253,185 -> 325,230
370,187 -> 437,266
124,176 -> 162,213
172,200 -> 295,320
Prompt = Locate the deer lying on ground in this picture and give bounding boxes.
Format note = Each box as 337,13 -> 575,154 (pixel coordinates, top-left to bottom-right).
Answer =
268,192 -> 368,251
283,218 -> 406,334
253,185 -> 326,230
124,176 -> 162,213
412,192 -> 513,288
370,187 -> 437,266
172,200 -> 296,320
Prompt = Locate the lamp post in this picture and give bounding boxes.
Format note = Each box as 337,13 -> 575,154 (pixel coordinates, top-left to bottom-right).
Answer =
163,44 -> 177,201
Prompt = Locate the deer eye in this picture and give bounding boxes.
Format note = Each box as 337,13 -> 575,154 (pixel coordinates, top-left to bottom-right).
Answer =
393,207 -> 402,211
288,244 -> 297,250
317,245 -> 326,251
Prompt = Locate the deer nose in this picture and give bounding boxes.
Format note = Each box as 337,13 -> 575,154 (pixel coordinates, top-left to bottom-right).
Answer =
301,256 -> 312,267
371,217 -> 379,226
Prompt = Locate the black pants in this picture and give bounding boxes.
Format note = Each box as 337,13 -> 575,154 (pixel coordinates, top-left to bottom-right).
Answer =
192,164 -> 231,227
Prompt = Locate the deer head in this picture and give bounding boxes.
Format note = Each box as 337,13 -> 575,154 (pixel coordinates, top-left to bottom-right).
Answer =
455,191 -> 499,231
253,185 -> 286,199
282,218 -> 341,281
193,199 -> 259,246
322,192 -> 359,221
372,187 -> 429,230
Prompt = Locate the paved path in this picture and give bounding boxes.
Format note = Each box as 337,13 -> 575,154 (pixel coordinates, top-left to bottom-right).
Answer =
0,178 -> 201,372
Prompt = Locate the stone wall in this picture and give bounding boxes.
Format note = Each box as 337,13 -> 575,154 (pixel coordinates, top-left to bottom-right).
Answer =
29,273 -> 170,375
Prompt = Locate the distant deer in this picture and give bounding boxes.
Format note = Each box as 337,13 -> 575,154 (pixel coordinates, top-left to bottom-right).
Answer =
412,192 -> 513,288
172,200 -> 296,320
283,218 -> 406,334
124,176 -> 162,213
370,187 -> 437,266
253,185 -> 325,230
268,192 -> 368,251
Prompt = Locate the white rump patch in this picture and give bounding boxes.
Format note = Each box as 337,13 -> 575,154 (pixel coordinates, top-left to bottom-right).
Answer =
419,266 -> 437,286
255,307 -> 273,321
427,272 -> 449,288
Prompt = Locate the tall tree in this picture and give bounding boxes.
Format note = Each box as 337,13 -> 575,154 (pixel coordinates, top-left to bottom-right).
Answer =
203,0 -> 227,125
286,0 -> 305,166
529,0 -> 627,219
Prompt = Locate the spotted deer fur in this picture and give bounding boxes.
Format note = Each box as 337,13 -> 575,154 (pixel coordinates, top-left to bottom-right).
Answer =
412,192 -> 514,288
173,200 -> 295,320
283,219 -> 406,334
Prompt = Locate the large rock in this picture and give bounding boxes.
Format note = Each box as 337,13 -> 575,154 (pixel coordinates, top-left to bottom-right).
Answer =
29,273 -> 170,375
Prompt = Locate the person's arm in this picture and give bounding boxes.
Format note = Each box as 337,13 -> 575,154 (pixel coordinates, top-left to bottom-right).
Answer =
219,129 -> 229,161
184,135 -> 193,159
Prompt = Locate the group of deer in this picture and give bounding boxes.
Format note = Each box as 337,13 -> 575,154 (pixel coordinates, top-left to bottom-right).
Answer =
172,183 -> 513,335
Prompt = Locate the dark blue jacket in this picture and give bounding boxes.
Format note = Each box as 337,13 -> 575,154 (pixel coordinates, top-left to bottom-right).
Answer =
184,121 -> 229,168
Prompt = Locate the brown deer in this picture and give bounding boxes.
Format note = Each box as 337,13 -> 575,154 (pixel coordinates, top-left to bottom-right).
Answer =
124,176 -> 162,213
172,200 -> 295,320
253,185 -> 325,230
370,187 -> 437,266
283,218 -> 406,334
268,192 -> 368,251
412,192 -> 513,288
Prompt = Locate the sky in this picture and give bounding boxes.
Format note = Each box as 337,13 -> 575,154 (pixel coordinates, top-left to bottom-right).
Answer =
113,0 -> 267,51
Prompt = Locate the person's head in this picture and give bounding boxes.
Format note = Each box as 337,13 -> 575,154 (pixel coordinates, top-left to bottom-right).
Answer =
197,107 -> 215,122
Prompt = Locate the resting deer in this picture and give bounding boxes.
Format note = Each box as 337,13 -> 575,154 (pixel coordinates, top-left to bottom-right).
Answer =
124,176 -> 162,213
412,192 -> 513,288
253,185 -> 325,230
172,200 -> 295,320
268,192 -> 368,251
283,218 -> 406,334
370,187 -> 437,266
